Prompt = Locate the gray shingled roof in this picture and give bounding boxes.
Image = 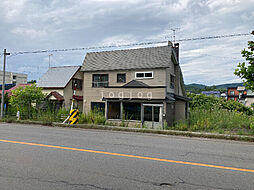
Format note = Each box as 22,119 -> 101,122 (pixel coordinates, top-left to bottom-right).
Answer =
37,66 -> 80,88
81,46 -> 172,72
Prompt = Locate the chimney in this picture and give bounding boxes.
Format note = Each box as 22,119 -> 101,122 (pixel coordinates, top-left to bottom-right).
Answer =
173,43 -> 179,62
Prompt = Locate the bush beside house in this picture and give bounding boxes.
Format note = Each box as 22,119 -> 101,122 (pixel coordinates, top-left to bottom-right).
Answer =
173,93 -> 254,135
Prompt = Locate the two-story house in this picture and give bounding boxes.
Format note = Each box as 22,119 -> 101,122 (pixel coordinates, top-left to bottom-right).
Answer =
81,43 -> 188,127
37,66 -> 83,111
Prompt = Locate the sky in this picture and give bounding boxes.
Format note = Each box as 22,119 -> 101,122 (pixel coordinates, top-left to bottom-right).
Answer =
0,0 -> 253,85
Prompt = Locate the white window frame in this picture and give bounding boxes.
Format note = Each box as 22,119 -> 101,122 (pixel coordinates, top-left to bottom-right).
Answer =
135,71 -> 153,79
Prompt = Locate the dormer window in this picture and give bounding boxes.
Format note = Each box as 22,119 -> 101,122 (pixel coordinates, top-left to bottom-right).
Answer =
135,71 -> 153,79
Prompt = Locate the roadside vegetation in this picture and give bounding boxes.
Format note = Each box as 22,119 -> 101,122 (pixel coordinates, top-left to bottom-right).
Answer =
1,83 -> 254,136
173,93 -> 254,135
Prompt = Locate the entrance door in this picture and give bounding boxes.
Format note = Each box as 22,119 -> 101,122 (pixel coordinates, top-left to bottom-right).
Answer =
144,106 -> 160,122
143,104 -> 163,128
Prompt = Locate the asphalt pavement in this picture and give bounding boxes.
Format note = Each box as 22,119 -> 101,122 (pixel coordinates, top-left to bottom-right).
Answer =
0,123 -> 253,190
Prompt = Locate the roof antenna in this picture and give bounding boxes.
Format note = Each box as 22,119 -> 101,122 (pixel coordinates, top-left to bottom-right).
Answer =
48,54 -> 53,68
170,27 -> 180,45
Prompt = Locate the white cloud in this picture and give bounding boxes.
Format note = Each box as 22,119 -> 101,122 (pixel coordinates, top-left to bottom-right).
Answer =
0,0 -> 253,84
0,0 -> 27,22
11,27 -> 47,39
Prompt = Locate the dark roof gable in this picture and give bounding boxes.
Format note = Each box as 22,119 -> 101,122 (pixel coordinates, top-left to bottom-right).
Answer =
123,80 -> 150,88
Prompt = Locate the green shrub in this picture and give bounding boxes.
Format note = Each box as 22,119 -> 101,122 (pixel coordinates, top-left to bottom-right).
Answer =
56,108 -> 69,122
35,110 -> 55,123
79,111 -> 106,125
188,93 -> 253,115
174,108 -> 254,134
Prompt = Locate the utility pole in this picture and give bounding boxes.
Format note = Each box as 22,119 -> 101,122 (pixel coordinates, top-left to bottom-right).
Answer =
1,49 -> 10,118
48,54 -> 53,68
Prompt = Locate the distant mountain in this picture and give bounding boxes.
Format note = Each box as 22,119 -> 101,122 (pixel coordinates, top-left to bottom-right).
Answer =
185,82 -> 243,93
185,83 -> 206,89
215,83 -> 243,89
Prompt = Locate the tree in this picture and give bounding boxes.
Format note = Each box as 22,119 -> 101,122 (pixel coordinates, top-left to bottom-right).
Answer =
28,80 -> 37,84
10,84 -> 45,117
234,32 -> 254,90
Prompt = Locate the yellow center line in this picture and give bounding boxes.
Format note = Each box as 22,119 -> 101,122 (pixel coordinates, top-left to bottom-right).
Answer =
0,139 -> 254,173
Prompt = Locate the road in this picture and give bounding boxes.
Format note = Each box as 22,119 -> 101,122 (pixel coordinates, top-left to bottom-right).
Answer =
0,123 -> 253,190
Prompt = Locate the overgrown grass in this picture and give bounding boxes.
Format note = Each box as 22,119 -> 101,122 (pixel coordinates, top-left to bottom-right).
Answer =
173,108 -> 254,135
79,111 -> 106,125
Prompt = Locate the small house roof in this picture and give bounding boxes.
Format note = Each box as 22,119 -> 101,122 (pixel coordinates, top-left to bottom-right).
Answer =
0,84 -> 32,96
37,66 -> 80,88
46,91 -> 64,101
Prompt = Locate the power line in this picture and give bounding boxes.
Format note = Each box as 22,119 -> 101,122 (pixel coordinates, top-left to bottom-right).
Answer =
177,33 -> 251,42
1,32 -> 252,57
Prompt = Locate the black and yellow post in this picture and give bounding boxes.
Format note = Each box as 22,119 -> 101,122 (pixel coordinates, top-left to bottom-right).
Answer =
69,109 -> 79,125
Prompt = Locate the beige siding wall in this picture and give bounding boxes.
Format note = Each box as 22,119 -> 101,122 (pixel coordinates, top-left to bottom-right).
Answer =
63,81 -> 73,110
83,69 -> 166,87
102,88 -> 165,99
165,67 -> 175,94
73,70 -> 83,80
165,65 -> 185,96
175,100 -> 186,122
166,103 -> 174,126
82,69 -> 166,113
134,69 -> 166,86
64,71 -> 83,111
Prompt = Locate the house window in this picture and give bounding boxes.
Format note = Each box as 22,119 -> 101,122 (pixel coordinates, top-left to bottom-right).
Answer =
170,74 -> 175,89
92,74 -> 108,87
229,91 -> 235,96
117,73 -> 126,83
144,106 -> 160,122
108,102 -> 121,119
123,102 -> 141,120
135,71 -> 153,79
13,75 -> 16,80
91,102 -> 105,113
72,79 -> 82,90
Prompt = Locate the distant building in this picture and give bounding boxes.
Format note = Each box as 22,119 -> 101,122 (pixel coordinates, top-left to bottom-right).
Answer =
238,88 -> 254,107
242,90 -> 254,107
220,93 -> 227,99
0,71 -> 27,85
226,86 -> 254,107
201,91 -> 221,98
227,87 -> 245,101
